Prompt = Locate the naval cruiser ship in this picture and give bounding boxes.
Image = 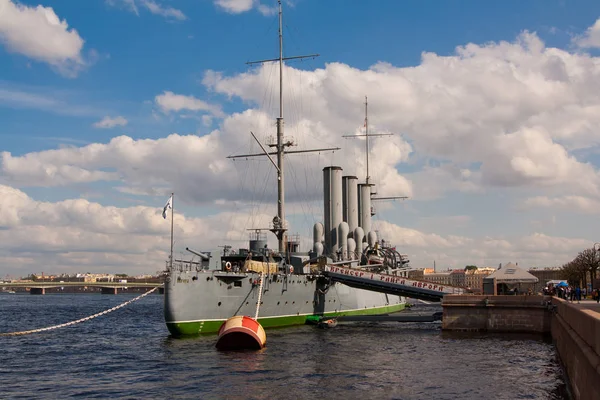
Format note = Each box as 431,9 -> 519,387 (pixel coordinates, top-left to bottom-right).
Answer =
163,1 -> 409,336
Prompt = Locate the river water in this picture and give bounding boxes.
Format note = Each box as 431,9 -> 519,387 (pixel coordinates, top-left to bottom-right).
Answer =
0,293 -> 568,399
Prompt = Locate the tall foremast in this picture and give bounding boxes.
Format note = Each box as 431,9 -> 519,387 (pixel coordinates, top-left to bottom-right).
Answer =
228,0 -> 335,254
275,0 -> 285,253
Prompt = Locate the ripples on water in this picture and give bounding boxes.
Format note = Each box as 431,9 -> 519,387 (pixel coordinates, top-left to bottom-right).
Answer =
0,294 -> 568,399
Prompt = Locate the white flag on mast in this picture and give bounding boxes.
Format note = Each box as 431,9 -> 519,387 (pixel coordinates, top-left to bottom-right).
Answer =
162,195 -> 173,219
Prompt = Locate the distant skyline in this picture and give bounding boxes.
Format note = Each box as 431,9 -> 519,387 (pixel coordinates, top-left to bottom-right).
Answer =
1,0 -> 600,276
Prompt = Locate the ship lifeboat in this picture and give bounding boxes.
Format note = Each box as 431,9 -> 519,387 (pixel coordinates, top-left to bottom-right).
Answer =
215,315 -> 266,351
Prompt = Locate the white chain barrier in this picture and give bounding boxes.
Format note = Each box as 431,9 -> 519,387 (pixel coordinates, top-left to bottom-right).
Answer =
0,287 -> 159,337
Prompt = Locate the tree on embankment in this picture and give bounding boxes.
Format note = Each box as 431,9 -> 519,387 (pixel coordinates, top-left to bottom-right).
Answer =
560,247 -> 599,289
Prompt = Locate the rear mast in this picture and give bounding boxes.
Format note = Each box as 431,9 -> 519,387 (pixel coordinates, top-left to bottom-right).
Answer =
343,97 -> 409,241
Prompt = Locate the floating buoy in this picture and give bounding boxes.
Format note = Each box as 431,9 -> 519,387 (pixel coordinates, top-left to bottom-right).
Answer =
215,315 -> 266,351
317,318 -> 338,329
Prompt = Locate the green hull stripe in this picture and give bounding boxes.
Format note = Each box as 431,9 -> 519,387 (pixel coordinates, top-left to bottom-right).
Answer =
166,303 -> 407,336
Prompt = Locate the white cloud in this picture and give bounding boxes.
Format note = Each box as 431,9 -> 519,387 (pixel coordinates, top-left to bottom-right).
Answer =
106,0 -> 186,20
257,3 -> 277,16
93,116 -> 128,129
5,23 -> 600,274
214,0 -> 276,16
522,196 -> 600,214
202,31 -> 600,200
202,115 -> 213,127
574,18 -> 600,48
0,0 -> 87,76
105,0 -> 139,15
155,91 -> 225,117
0,184 -> 280,275
0,184 -> 591,276
139,0 -> 186,20
0,84 -> 102,116
214,0 -> 254,14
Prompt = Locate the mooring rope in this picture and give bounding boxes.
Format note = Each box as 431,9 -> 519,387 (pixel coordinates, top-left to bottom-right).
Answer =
0,287 -> 159,337
254,272 -> 265,319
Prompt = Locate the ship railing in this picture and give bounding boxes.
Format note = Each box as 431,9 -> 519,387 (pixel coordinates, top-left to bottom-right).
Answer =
169,259 -> 204,273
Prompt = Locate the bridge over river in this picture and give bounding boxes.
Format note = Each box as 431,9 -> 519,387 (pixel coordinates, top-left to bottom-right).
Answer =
2,281 -> 163,295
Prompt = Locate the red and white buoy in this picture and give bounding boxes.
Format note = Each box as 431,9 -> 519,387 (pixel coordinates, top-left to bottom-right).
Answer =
215,315 -> 266,350
216,273 -> 267,351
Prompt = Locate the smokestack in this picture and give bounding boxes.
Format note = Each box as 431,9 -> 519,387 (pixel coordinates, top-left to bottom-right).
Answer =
338,221 -> 349,260
342,176 -> 359,233
323,166 -> 343,258
357,183 -> 374,236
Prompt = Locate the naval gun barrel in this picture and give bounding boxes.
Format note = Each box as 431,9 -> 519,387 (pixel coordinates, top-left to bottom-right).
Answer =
186,247 -> 210,260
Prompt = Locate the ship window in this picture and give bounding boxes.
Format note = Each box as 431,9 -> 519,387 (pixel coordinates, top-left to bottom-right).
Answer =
234,281 -> 242,287
218,302 -> 221,306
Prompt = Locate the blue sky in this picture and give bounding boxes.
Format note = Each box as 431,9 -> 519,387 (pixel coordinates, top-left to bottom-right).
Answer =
1,0 -> 600,277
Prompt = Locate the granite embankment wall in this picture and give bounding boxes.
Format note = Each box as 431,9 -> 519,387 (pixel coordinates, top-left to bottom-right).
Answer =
551,297 -> 600,400
442,295 -> 600,400
442,295 -> 551,332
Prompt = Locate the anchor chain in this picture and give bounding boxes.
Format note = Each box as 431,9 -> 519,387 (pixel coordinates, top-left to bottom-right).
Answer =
0,287 -> 159,337
254,272 -> 265,319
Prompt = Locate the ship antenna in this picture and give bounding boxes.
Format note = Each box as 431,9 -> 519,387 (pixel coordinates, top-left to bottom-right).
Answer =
365,96 -> 369,184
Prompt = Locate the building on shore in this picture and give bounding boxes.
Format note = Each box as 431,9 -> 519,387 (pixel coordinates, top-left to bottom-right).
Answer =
408,266 -> 496,293
528,267 -> 563,294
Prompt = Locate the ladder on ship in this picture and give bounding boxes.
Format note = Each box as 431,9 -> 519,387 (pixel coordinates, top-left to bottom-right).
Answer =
322,265 -> 465,302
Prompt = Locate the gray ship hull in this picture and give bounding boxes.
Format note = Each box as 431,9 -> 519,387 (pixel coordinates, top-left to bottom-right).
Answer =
164,268 -> 406,335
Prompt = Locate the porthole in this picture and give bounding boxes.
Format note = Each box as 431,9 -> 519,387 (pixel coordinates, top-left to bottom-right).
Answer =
218,302 -> 221,306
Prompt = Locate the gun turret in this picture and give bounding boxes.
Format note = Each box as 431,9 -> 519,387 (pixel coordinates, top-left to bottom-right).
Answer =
186,247 -> 210,261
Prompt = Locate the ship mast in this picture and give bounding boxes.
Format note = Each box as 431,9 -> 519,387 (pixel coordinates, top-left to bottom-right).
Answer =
275,0 -> 285,253
343,97 -> 409,201
364,96 -> 370,184
228,0 -> 336,254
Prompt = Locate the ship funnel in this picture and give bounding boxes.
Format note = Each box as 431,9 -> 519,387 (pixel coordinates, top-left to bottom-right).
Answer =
357,183 -> 374,236
323,166 -> 343,259
342,176 -> 358,233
